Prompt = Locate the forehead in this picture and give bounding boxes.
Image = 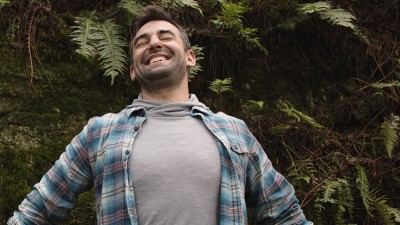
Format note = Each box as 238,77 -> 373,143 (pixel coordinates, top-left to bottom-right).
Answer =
135,20 -> 181,38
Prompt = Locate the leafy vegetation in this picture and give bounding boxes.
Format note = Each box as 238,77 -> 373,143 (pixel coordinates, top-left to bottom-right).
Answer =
1,0 -> 399,224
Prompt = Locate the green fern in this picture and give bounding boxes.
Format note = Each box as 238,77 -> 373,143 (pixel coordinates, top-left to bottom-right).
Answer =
189,45 -> 204,81
0,0 -> 11,9
210,2 -> 268,55
376,198 -> 400,225
298,1 -> 368,43
211,2 -> 246,30
243,100 -> 264,113
355,164 -> 374,214
314,178 -> 354,225
380,114 -> 400,158
70,15 -> 98,59
159,0 -> 203,15
96,19 -> 128,84
287,160 -> 316,186
118,0 -> 143,17
209,78 -> 233,94
372,80 -> 400,89
276,100 -> 323,128
71,16 -> 128,84
335,177 -> 354,225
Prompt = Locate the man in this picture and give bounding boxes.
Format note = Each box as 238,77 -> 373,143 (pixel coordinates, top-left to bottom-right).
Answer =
8,5 -> 312,225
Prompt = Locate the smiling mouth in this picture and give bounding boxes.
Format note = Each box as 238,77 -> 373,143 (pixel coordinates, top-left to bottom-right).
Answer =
148,56 -> 168,65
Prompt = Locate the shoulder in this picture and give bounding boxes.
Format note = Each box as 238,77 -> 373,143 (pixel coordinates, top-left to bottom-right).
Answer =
209,111 -> 255,141
87,106 -> 142,131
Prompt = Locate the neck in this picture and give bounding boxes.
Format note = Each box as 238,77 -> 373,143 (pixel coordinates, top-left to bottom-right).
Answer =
140,82 -> 190,103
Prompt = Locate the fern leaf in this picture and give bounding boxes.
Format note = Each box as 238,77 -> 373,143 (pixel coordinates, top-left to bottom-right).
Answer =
355,164 -> 374,214
380,114 -> 400,158
211,2 -> 245,30
96,19 -> 128,84
298,1 -> 368,43
209,78 -> 234,94
118,0 -> 143,17
70,15 -> 98,59
160,0 -> 203,15
373,80 -> 400,89
319,8 -> 356,29
189,45 -> 204,81
276,100 -> 323,128
376,198 -> 400,225
0,0 -> 11,9
299,1 -> 331,14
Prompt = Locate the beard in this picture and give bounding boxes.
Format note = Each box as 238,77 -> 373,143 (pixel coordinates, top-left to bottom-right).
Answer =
133,55 -> 188,91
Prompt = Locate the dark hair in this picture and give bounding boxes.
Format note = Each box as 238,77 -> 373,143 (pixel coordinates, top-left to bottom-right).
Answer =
129,5 -> 191,65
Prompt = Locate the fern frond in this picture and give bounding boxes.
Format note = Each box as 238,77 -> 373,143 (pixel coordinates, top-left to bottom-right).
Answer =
298,1 -> 368,43
209,78 -> 234,94
355,164 -> 374,214
96,19 -> 128,84
70,15 -> 98,59
118,0 -> 143,17
189,45 -> 204,81
287,161 -> 316,185
372,80 -> 400,89
239,27 -> 268,55
0,0 -> 11,9
276,100 -> 324,128
376,198 -> 400,225
335,177 -> 354,225
213,2 -> 246,30
159,0 -> 203,15
380,114 -> 400,158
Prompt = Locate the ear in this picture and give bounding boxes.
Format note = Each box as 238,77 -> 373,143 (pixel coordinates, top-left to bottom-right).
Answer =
186,49 -> 196,67
129,65 -> 136,81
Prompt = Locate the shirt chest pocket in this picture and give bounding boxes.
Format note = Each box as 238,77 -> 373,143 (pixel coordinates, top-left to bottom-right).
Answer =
228,139 -> 250,185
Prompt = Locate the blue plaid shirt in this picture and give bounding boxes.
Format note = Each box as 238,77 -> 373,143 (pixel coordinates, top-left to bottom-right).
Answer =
8,103 -> 312,225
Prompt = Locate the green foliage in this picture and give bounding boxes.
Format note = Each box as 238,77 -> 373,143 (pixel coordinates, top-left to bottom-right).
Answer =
243,100 -> 264,114
118,0 -> 143,18
0,0 -> 11,9
208,78 -> 234,94
298,1 -> 368,43
380,114 -> 400,158
96,20 -> 128,84
372,80 -> 400,89
70,16 -> 128,84
355,164 -> 374,214
159,0 -> 203,15
276,100 -> 323,128
210,2 -> 268,55
287,160 -> 316,186
70,15 -> 98,59
376,198 -> 400,225
189,45 -> 204,81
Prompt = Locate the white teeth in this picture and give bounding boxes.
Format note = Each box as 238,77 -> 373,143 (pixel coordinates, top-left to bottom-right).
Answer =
149,56 -> 167,64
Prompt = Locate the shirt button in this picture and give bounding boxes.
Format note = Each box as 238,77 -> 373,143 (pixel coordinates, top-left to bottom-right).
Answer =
232,145 -> 239,150
125,150 -> 130,155
134,125 -> 140,131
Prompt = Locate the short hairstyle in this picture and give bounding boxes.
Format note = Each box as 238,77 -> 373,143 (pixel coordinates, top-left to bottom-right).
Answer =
129,5 -> 192,65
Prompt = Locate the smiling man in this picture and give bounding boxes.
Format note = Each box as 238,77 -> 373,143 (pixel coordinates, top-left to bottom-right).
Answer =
8,5 -> 312,225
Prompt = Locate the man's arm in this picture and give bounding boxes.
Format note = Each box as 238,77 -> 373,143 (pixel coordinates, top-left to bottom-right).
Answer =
245,138 -> 312,224
7,123 -> 94,225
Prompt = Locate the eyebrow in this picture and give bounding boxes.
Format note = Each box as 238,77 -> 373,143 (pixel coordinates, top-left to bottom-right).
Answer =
133,29 -> 176,47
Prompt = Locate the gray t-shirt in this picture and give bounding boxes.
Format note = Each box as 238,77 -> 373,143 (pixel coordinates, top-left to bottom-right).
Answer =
130,95 -> 221,225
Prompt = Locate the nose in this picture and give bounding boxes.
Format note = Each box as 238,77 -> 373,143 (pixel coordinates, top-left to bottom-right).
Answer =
148,34 -> 161,50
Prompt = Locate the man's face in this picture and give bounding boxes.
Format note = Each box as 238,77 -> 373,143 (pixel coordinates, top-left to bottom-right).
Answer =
130,20 -> 195,91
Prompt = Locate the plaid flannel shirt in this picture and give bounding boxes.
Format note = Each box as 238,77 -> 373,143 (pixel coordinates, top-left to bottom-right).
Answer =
8,104 -> 312,225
